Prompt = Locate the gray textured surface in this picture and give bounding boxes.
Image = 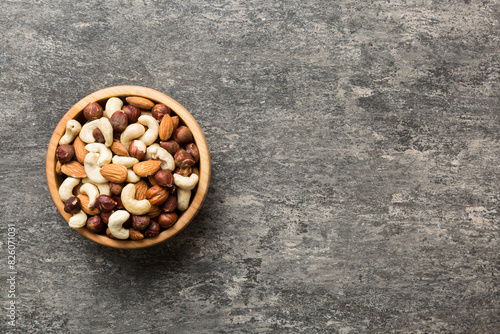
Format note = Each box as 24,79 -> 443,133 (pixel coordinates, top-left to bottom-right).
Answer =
1,0 -> 499,333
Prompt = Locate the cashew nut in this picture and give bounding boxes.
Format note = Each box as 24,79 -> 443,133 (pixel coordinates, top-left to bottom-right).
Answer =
108,210 -> 130,239
68,210 -> 87,229
177,188 -> 191,211
173,173 -> 199,190
112,155 -> 139,168
120,123 -> 146,149
104,97 -> 123,119
84,152 -> 108,184
59,120 -> 82,145
145,144 -> 175,171
137,115 -> 159,146
79,119 -> 99,144
82,178 -> 110,196
127,169 -> 141,183
85,143 -> 112,167
79,183 -> 99,209
59,177 -> 81,202
121,183 -> 151,215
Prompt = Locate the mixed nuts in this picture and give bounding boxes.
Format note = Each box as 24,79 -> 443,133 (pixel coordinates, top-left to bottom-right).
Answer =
56,96 -> 200,240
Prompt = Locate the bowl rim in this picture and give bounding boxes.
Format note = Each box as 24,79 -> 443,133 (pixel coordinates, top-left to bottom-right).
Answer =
46,85 -> 211,249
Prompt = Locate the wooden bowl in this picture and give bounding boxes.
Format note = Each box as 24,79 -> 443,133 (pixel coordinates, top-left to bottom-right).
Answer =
46,86 -> 211,249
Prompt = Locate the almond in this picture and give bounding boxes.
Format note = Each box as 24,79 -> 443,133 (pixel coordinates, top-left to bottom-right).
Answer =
125,96 -> 155,110
73,137 -> 88,164
148,175 -> 158,187
133,160 -> 162,177
61,161 -> 87,178
100,164 -> 128,183
110,140 -> 129,157
135,180 -> 148,200
55,160 -> 63,175
171,116 -> 179,133
159,114 -> 173,141
78,194 -> 100,215
146,205 -> 162,218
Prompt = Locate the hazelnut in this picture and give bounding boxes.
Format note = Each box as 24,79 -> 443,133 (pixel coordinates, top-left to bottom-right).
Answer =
83,102 -> 103,121
56,144 -> 75,163
106,228 -> 117,239
152,103 -> 171,121
147,205 -> 162,218
174,149 -> 195,168
173,126 -> 193,144
112,195 -> 125,210
96,195 -> 117,212
174,166 -> 192,177
64,196 -> 81,214
160,140 -> 180,155
158,212 -> 178,229
132,215 -> 150,231
146,186 -> 169,206
86,216 -> 104,233
123,105 -> 141,124
160,194 -> 177,212
109,110 -> 128,133
129,140 -> 146,160
100,210 -> 114,224
185,143 -> 200,163
109,183 -> 124,196
129,228 -> 144,240
144,220 -> 160,238
93,128 -> 105,143
154,169 -> 174,188
123,216 -> 133,229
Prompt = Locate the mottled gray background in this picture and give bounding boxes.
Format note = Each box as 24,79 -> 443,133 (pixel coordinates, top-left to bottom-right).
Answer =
1,0 -> 499,333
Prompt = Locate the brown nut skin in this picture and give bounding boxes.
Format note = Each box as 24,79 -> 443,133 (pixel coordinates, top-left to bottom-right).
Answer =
123,216 -> 133,229
160,140 -> 180,156
109,110 -> 128,133
64,196 -> 81,214
185,143 -> 200,163
83,102 -> 103,121
111,195 -> 125,210
173,126 -> 193,144
100,210 -> 114,225
56,144 -> 75,163
93,128 -> 106,143
146,186 -> 169,206
158,212 -> 178,229
109,183 -> 124,196
144,220 -> 160,238
192,167 -> 200,178
129,140 -> 146,160
174,149 -> 195,168
160,194 -> 177,212
171,116 -> 179,133
174,166 -> 192,177
129,228 -> 144,240
106,228 -> 117,239
154,169 -> 174,188
123,105 -> 141,124
132,215 -> 151,231
86,216 -> 105,233
96,195 -> 117,212
152,103 -> 171,121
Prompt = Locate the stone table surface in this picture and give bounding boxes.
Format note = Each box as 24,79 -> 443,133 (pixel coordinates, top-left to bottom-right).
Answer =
1,1 -> 499,333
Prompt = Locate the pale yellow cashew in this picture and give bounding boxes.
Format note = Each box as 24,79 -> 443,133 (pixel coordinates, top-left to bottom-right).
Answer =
104,97 -> 123,119
173,173 -> 199,190
121,183 -> 151,215
85,143 -> 112,167
145,144 -> 175,171
108,210 -> 130,239
97,117 -> 114,147
59,120 -> 82,145
112,156 -> 139,168
59,177 -> 81,202
80,183 -> 99,209
126,169 -> 141,183
120,123 -> 146,149
79,119 -> 99,143
177,188 -> 191,211
68,210 -> 87,229
137,115 -> 159,146
82,178 -> 110,196
84,153 -> 108,184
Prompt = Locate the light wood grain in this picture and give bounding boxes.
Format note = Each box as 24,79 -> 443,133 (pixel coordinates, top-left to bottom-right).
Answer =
46,86 -> 211,249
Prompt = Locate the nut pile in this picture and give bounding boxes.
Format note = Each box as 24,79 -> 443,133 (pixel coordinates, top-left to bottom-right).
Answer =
56,96 -> 200,240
